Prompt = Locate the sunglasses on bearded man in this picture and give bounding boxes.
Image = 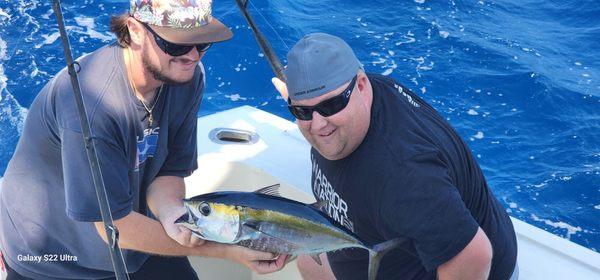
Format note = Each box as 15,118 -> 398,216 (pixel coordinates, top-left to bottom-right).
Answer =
141,23 -> 212,57
287,75 -> 357,121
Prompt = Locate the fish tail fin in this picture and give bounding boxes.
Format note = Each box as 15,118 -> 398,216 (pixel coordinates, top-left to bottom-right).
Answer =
368,238 -> 405,280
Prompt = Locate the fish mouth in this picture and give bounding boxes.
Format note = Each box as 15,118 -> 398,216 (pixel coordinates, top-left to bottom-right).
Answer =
175,208 -> 205,238
175,206 -> 198,227
175,212 -> 193,225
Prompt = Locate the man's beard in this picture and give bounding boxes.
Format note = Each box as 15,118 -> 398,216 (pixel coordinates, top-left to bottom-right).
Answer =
142,49 -> 191,86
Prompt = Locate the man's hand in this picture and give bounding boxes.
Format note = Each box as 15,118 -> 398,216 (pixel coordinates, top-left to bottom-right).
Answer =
222,245 -> 290,274
146,176 -> 204,248
144,176 -> 288,274
160,205 -> 205,248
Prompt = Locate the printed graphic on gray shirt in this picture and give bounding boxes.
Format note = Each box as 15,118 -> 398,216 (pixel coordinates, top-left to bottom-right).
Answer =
136,126 -> 160,169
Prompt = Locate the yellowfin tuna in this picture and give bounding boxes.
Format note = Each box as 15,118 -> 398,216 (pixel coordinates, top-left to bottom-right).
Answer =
176,184 -> 403,280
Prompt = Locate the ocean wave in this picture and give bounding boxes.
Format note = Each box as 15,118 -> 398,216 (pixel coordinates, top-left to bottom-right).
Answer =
0,34 -> 28,175
0,35 -> 28,131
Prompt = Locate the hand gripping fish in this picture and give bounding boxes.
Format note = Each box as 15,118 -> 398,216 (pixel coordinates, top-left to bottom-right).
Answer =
175,184 -> 404,280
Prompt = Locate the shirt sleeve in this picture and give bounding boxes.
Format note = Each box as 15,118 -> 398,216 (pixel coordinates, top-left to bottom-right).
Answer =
377,152 -> 479,271
54,72 -> 133,222
156,67 -> 204,178
60,128 -> 133,222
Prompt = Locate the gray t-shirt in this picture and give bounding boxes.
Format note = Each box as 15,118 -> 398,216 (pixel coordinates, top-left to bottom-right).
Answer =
0,43 -> 203,279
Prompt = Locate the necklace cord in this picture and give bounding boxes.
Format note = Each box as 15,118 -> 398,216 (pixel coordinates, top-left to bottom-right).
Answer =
125,47 -> 163,127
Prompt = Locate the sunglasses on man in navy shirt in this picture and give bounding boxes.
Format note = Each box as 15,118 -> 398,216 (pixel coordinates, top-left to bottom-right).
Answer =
288,75 -> 357,121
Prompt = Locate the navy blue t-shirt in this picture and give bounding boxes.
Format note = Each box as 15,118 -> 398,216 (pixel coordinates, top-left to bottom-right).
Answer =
311,74 -> 517,280
0,44 -> 203,279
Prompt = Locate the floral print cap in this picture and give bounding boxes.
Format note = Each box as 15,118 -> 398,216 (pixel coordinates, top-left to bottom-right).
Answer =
130,0 -> 233,44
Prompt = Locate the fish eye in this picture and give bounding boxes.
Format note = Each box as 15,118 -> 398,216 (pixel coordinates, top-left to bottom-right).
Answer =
199,203 -> 211,216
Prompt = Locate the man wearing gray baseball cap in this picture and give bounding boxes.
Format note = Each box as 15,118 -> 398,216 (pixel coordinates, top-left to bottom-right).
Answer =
0,1 -> 288,279
272,33 -> 518,280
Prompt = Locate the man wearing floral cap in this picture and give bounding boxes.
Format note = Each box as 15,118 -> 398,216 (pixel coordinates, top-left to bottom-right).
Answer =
0,1 -> 288,279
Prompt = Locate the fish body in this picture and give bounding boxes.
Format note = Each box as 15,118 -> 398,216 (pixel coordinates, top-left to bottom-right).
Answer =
176,185 -> 402,280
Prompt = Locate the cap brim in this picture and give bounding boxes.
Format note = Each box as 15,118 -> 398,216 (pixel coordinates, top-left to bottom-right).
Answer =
150,18 -> 233,45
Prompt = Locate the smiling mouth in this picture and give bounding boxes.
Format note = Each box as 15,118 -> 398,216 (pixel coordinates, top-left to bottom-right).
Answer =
319,129 -> 336,137
172,58 -> 198,66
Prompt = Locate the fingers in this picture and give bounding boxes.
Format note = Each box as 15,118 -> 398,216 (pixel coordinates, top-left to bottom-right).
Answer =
189,234 -> 205,247
242,246 -> 276,261
250,260 -> 278,274
271,77 -> 289,100
223,245 -> 289,274
285,254 -> 297,264
276,254 -> 290,267
249,254 -> 290,274
175,226 -> 192,246
174,226 -> 205,247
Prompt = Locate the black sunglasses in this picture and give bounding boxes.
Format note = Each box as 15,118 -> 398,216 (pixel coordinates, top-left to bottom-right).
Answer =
142,23 -> 212,57
288,75 -> 357,121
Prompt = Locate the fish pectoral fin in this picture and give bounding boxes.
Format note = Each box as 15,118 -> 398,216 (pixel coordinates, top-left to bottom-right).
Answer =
253,184 -> 282,197
242,222 -> 261,233
242,222 -> 300,250
309,253 -> 322,266
309,200 -> 328,211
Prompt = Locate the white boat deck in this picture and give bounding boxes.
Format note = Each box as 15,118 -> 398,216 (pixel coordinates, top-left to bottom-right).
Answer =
187,106 -> 600,279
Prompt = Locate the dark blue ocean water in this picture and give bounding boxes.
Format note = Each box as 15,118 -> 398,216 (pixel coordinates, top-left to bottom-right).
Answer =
0,0 -> 598,252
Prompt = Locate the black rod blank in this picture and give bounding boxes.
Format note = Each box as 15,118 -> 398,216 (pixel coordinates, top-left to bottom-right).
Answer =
51,1 -> 130,279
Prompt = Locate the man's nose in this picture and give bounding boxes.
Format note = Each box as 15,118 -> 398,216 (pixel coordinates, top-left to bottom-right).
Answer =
311,111 -> 328,131
183,47 -> 202,61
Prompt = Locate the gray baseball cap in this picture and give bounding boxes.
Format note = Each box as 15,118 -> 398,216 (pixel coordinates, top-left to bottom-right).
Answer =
285,33 -> 362,101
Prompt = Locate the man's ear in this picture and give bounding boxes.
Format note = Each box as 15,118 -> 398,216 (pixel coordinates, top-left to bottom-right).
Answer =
126,18 -> 145,47
357,72 -> 368,92
271,77 -> 289,100
356,73 -> 372,109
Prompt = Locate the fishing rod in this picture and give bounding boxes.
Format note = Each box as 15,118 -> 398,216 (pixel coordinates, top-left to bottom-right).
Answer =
50,1 -> 130,279
235,0 -> 286,82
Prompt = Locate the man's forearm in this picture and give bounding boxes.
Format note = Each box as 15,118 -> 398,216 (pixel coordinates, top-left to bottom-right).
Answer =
94,212 -> 228,257
95,175 -> 234,258
436,228 -> 492,280
97,174 -> 212,256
